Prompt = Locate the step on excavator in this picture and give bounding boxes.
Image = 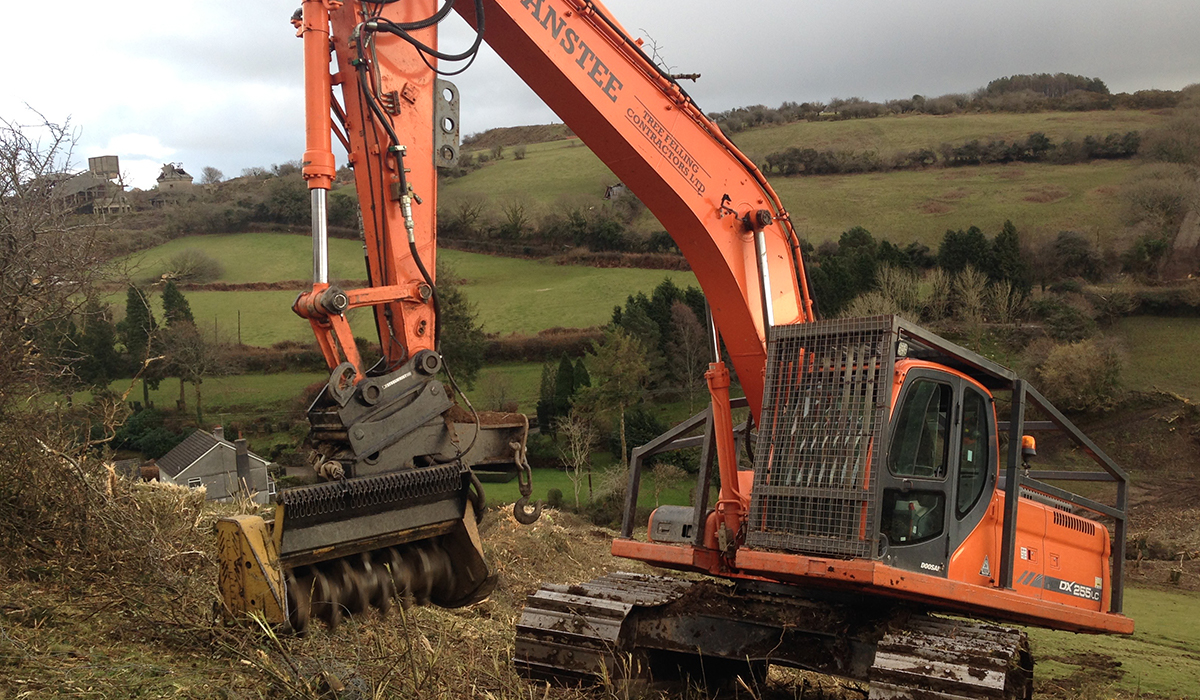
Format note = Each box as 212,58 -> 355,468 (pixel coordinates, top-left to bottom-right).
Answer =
217,1 -> 1133,696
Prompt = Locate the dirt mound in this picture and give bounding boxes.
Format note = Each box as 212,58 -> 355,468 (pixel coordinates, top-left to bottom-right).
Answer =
1040,391 -> 1200,560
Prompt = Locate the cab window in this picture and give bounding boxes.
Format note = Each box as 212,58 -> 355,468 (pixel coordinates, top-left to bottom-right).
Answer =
956,389 -> 991,518
880,489 -> 945,544
889,380 -> 952,479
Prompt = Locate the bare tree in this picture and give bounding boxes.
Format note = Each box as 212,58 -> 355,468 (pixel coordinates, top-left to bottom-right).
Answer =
199,166 -> 224,185
954,266 -> 989,349
649,463 -> 686,507
667,301 -> 709,411
480,372 -> 515,412
0,111 -> 106,410
986,279 -> 1027,325
162,322 -> 228,425
555,407 -> 597,508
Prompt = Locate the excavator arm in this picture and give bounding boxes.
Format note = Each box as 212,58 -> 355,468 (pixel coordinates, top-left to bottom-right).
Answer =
219,0 -> 818,634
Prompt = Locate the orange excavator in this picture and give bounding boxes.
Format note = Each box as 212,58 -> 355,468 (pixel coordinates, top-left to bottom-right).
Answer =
217,1 -> 1132,696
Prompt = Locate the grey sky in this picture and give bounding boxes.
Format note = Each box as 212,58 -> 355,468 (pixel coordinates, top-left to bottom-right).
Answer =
6,0 -> 1198,189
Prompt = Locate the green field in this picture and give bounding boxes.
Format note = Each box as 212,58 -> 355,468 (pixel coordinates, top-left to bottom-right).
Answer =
112,235 -> 697,343
461,361 -> 544,413
449,137 -> 614,207
729,110 -> 1166,163
441,249 -> 695,334
441,110 -> 1160,247
97,372 -> 326,416
1029,586 -> 1200,698
1113,317 -> 1200,401
775,160 -> 1137,247
122,232 -> 368,283
484,465 -> 692,511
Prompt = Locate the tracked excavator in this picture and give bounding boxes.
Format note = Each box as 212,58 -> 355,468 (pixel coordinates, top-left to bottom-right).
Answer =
218,0 -> 1134,696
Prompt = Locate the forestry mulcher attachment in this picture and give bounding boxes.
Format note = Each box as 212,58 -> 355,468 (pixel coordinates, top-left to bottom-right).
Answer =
219,0 -> 1133,695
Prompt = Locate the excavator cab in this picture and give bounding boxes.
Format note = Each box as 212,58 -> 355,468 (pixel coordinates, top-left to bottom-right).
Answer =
877,362 -> 997,575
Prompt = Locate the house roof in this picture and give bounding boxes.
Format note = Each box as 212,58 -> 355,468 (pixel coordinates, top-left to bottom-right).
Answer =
157,431 -> 221,478
157,430 -> 268,479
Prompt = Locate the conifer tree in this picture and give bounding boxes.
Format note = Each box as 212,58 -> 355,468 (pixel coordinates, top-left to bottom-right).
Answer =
76,302 -> 120,389
162,280 -> 195,328
118,286 -> 160,407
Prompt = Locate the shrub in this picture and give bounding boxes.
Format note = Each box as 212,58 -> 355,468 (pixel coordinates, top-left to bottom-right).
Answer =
1029,296 -> 1096,342
112,408 -> 187,459
1032,338 -> 1123,412
524,432 -> 561,469
1121,163 -> 1198,235
1141,109 -> 1200,166
1050,231 -> 1104,283
546,487 -> 564,509
162,249 -> 225,283
1121,233 -> 1172,277
136,426 -> 187,459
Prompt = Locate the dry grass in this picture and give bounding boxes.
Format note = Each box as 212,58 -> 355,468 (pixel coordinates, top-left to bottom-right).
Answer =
918,201 -> 953,214
1021,185 -> 1070,203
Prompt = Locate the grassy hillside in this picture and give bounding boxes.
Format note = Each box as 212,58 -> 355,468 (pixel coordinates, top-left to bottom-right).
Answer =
113,234 -> 697,343
1113,317 -> 1200,400
1029,585 -> 1200,698
440,110 -> 1162,246
729,110 -> 1166,163
776,160 -> 1137,247
122,232 -> 367,284
448,138 -> 613,207
462,123 -> 575,151
442,249 -> 695,334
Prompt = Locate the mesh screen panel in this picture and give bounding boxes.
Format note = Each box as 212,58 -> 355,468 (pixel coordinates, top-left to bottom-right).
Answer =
746,316 -> 896,558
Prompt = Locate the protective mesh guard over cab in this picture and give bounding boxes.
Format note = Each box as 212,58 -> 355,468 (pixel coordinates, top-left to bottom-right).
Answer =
746,316 -> 897,558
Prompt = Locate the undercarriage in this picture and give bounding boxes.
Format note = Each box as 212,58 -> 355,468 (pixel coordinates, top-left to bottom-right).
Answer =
515,572 -> 1033,699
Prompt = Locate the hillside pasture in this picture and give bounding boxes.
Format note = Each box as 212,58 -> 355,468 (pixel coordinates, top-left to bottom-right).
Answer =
442,111 -> 1160,248
1113,317 -> 1200,401
729,110 -> 1167,164
439,249 -> 696,335
120,232 -> 368,284
775,160 -> 1137,246
110,236 -> 697,343
447,137 -> 617,208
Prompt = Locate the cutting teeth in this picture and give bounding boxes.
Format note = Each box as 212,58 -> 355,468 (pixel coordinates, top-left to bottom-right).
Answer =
284,538 -> 460,634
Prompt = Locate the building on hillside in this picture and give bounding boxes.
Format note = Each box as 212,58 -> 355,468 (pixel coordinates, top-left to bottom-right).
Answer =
156,427 -> 275,504
151,162 -> 195,207
57,154 -> 130,214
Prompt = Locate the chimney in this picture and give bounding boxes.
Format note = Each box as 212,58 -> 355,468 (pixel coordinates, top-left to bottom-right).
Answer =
235,438 -> 252,498
213,426 -> 224,441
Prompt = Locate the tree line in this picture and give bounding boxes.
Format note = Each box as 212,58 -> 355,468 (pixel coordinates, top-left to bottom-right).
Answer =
762,130 -> 1141,177
708,72 -> 1185,134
